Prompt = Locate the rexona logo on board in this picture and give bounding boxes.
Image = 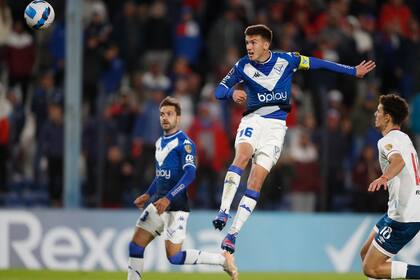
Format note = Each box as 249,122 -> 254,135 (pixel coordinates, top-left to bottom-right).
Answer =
0,211 -> 222,271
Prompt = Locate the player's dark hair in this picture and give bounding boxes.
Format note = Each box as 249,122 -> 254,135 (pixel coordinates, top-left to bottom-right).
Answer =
160,96 -> 181,116
379,93 -> 409,125
244,24 -> 273,44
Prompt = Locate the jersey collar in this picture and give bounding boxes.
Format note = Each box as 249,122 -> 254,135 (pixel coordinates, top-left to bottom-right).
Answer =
163,130 -> 182,139
253,50 -> 272,65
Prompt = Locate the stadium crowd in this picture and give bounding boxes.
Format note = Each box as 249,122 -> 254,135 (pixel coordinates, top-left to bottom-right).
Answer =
0,0 -> 419,212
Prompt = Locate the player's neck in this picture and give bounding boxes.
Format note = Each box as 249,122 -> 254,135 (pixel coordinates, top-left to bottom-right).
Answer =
382,124 -> 400,136
255,50 -> 271,63
164,129 -> 180,137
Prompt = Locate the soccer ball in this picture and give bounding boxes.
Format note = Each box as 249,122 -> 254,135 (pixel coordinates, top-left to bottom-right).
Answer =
24,0 -> 55,30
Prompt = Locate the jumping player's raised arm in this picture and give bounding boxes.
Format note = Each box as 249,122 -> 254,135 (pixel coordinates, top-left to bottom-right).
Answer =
292,52 -> 376,78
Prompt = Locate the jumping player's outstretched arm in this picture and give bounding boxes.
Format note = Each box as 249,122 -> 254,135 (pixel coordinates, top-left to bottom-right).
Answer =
307,56 -> 376,78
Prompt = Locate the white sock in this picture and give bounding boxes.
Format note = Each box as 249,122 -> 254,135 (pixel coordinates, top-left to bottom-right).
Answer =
220,170 -> 242,213
391,261 -> 407,279
184,249 -> 225,266
128,257 -> 143,280
229,195 -> 257,234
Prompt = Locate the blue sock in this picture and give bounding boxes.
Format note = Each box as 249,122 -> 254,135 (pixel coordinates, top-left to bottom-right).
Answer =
244,189 -> 260,200
407,264 -> 420,279
129,242 -> 145,258
228,165 -> 243,176
168,251 -> 186,265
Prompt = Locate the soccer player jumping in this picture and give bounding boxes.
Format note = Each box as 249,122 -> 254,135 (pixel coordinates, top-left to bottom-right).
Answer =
212,24 -> 376,253
127,97 -> 238,280
360,94 -> 420,280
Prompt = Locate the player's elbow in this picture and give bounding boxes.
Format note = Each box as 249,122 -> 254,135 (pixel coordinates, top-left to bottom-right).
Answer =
215,84 -> 229,100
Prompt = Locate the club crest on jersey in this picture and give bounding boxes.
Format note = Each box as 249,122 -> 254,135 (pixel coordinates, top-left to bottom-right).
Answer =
385,144 -> 393,150
184,144 -> 192,153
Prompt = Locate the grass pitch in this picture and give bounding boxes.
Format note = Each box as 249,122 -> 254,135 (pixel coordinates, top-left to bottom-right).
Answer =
0,270 -> 367,280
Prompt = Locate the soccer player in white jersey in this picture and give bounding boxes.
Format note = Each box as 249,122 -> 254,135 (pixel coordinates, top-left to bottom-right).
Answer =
212,24 -> 376,253
127,97 -> 238,280
360,94 -> 420,280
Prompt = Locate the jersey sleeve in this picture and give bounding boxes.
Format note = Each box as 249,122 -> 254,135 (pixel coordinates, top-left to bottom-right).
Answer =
180,138 -> 197,170
287,52 -> 310,71
220,63 -> 242,89
379,137 -> 402,161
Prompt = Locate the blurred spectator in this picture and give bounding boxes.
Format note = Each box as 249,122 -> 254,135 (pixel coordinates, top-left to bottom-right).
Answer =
351,145 -> 387,212
188,102 -> 230,208
5,20 -> 35,106
142,61 -> 171,92
113,1 -> 147,74
0,84 -> 11,193
0,0 -> 12,72
100,44 -> 125,95
379,0 -> 412,37
289,129 -> 320,212
173,77 -> 194,131
174,6 -> 202,65
39,102 -> 64,207
207,8 -> 244,71
131,89 -> 164,190
143,0 -> 173,70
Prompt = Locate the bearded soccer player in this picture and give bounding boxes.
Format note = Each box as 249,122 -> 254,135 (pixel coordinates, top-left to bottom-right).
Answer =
213,24 -> 376,253
360,94 -> 420,280
127,97 -> 238,280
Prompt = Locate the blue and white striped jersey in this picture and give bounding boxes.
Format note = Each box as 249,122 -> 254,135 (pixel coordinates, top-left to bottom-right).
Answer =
220,51 -> 309,119
151,130 -> 196,212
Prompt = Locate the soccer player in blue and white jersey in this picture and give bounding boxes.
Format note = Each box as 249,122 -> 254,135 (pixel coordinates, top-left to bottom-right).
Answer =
360,94 -> 420,280
212,24 -> 376,253
127,97 -> 238,280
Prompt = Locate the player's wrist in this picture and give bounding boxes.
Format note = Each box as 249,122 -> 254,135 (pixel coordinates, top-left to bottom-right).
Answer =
380,175 -> 389,181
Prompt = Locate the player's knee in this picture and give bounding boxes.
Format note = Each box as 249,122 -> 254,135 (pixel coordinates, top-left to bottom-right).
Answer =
362,262 -> 379,278
233,154 -> 250,168
167,251 -> 185,265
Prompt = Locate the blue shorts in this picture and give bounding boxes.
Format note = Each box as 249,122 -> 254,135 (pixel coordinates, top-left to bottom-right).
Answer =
373,214 -> 420,257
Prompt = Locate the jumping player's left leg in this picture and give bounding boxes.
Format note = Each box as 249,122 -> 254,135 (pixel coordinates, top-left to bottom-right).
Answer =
222,161 -> 269,254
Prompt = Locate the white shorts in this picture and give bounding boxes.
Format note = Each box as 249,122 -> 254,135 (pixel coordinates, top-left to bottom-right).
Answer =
235,113 -> 287,171
136,203 -> 189,244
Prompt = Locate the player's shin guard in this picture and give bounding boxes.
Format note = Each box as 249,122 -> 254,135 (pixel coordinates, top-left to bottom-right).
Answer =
169,250 -> 225,266
228,190 -> 259,234
128,242 -> 145,280
220,165 -> 243,213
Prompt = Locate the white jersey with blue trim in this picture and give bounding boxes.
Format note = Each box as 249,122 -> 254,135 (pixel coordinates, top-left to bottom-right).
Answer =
378,130 -> 420,222
220,51 -> 309,119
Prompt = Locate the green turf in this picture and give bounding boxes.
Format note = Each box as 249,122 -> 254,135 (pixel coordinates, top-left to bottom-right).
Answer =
0,270 -> 366,280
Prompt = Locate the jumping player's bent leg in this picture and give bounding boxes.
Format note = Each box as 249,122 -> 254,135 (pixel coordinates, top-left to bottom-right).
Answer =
213,142 -> 253,230
222,162 -> 269,253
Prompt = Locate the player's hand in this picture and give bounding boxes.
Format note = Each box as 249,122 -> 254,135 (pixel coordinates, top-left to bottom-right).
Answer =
232,90 -> 247,104
154,197 -> 171,215
133,194 -> 150,209
368,176 -> 388,192
355,60 -> 376,78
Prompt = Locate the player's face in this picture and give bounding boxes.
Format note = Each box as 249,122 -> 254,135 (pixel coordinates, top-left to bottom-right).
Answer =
374,104 -> 390,130
245,35 -> 270,62
160,105 -> 180,134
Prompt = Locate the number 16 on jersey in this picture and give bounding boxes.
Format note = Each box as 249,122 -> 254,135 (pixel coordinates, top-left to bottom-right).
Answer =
239,127 -> 253,138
